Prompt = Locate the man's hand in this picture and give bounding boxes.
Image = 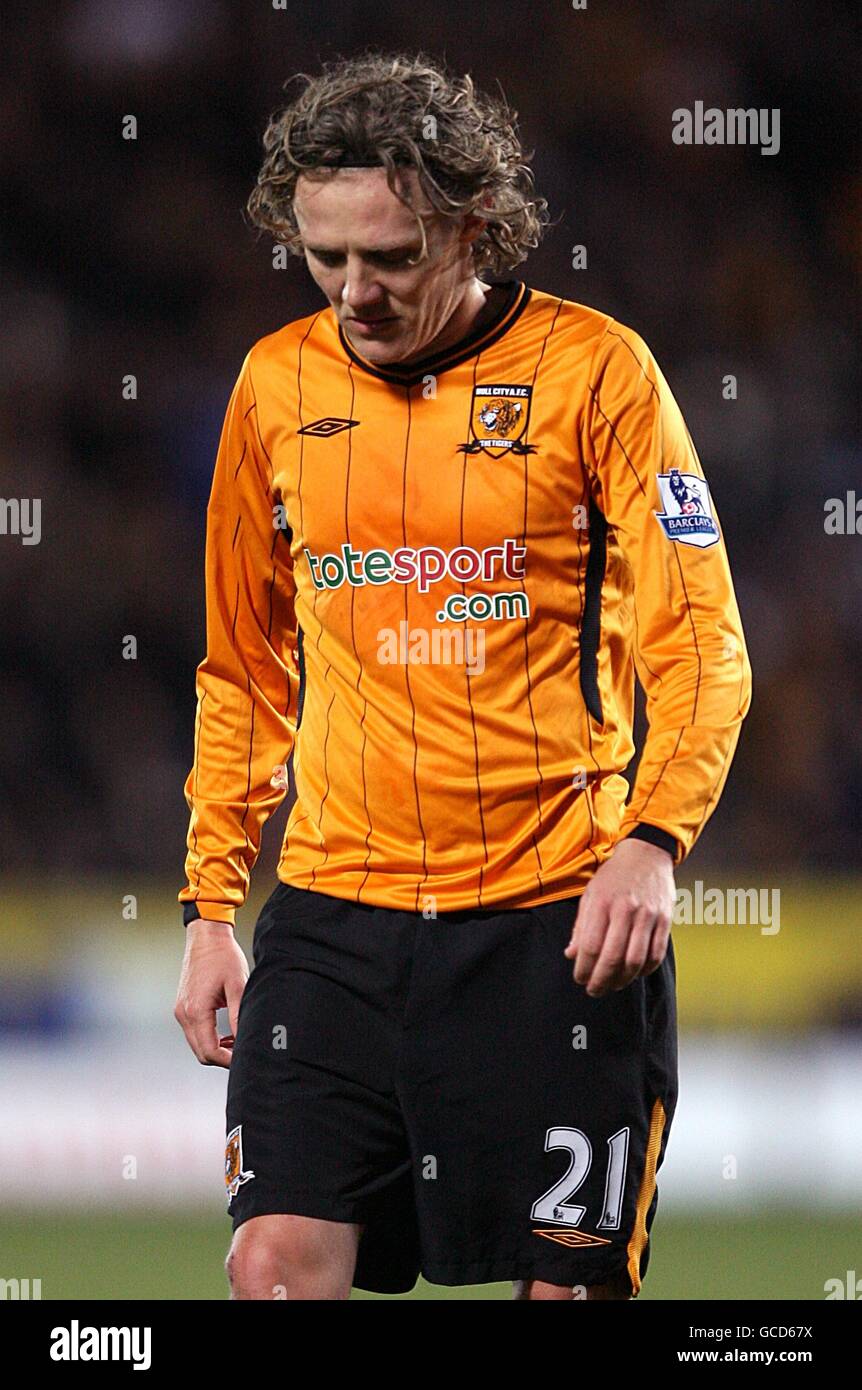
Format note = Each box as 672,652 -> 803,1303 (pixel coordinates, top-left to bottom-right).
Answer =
564,838 -> 675,997
174,920 -> 249,1067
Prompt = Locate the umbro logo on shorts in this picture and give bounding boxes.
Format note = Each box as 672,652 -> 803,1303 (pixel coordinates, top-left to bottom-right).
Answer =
533,1228 -> 613,1247
297,417 -> 360,436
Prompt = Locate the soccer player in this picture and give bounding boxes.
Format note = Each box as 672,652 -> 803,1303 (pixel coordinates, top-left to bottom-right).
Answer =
175,51 -> 751,1301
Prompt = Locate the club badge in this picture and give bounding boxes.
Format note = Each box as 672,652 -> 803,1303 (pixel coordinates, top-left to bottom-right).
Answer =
457,384 -> 536,458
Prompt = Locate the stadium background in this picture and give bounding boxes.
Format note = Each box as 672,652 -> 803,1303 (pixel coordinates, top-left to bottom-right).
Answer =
1,0 -> 859,1299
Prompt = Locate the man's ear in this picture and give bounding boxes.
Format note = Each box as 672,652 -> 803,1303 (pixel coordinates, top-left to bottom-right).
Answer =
459,210 -> 487,247
459,188 -> 494,246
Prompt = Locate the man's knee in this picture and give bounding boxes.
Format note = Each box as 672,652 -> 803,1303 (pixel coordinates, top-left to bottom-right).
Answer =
226,1214 -> 358,1300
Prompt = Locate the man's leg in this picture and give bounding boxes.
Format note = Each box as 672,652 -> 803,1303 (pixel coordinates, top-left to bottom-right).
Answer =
226,1214 -> 362,1300
512,1271 -> 632,1301
224,883 -> 422,1300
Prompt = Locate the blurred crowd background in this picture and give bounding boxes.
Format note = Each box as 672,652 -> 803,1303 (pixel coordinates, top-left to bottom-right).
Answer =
1,0 -> 859,880
0,0 -> 859,1299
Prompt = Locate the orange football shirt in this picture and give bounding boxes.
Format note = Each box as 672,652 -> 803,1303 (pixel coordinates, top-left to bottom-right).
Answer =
179,281 -> 751,921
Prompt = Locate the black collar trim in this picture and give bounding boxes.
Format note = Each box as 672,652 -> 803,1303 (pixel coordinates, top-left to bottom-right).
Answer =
336,280 -> 531,387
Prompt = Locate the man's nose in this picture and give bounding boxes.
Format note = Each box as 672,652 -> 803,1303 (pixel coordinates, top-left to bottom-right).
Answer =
341,259 -> 385,311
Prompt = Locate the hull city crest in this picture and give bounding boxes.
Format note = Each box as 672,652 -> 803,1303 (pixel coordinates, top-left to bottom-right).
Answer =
457,384 -> 536,458
225,1124 -> 255,1202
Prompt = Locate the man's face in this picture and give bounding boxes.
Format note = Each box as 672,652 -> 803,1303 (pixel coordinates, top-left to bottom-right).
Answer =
293,167 -> 475,366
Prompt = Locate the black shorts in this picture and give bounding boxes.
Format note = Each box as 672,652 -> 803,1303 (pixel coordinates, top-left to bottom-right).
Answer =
225,879 -> 678,1296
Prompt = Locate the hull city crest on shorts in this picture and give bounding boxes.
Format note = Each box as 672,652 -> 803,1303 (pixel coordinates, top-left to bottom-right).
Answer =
225,1124 -> 255,1202
457,384 -> 536,458
654,468 -> 720,548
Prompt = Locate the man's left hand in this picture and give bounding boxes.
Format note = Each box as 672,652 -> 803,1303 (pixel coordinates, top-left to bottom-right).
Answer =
564,837 -> 675,997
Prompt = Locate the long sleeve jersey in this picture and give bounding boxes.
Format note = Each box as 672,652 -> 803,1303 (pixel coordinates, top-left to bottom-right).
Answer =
179,281 -> 752,923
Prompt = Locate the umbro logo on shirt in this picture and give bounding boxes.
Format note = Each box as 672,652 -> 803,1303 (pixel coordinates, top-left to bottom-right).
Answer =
297,417 -> 360,436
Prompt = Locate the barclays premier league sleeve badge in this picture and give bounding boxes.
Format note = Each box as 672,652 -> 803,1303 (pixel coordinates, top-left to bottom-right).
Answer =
654,468 -> 720,548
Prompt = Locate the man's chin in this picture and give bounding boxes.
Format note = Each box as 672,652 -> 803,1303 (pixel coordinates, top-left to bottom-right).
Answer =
340,321 -> 414,364
345,329 -> 411,366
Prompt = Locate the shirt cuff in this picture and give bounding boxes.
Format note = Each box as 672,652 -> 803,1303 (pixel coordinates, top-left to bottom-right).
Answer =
623,823 -> 681,862
182,901 -> 237,927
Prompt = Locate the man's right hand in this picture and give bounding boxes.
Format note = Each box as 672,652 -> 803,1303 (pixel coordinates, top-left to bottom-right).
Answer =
174,920 -> 250,1067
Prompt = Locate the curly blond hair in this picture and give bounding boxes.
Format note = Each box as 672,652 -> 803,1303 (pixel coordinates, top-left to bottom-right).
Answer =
246,50 -> 549,277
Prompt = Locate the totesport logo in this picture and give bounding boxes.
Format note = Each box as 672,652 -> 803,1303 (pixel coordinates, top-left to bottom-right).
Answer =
303,539 -> 530,622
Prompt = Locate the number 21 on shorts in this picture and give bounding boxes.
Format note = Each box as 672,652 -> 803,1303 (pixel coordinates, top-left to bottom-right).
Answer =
531,1126 -> 629,1230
